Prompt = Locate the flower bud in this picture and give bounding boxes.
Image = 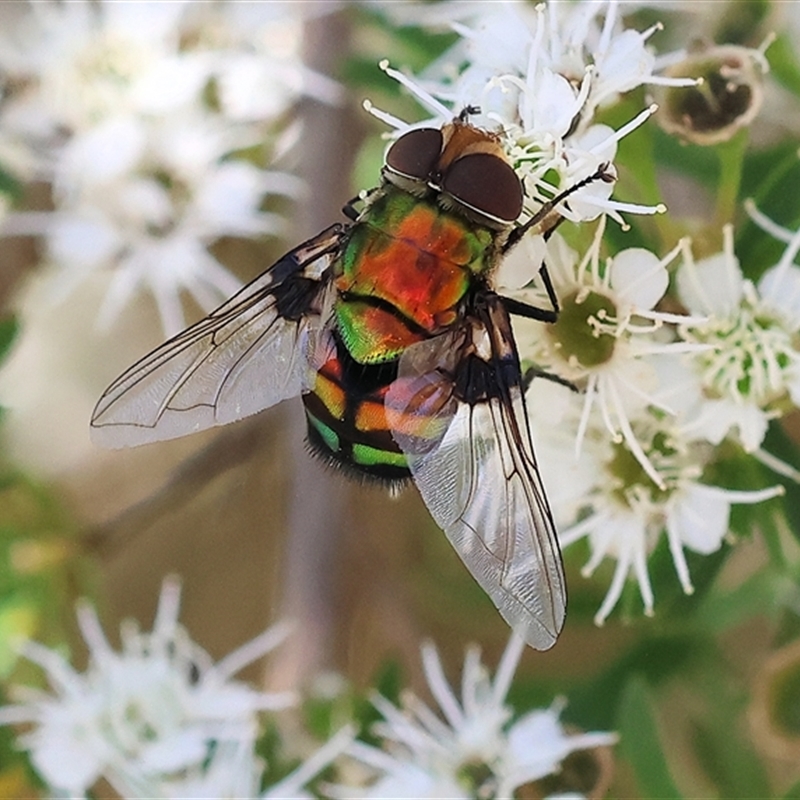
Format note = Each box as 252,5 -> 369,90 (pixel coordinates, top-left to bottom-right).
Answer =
656,44 -> 766,145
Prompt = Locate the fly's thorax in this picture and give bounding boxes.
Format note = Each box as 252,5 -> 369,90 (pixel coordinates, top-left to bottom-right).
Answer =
334,187 -> 500,364
344,188 -> 500,277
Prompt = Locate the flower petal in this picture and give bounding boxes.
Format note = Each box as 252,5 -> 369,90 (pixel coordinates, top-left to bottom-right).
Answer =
669,483 -> 730,554
677,251 -> 743,316
610,248 -> 668,311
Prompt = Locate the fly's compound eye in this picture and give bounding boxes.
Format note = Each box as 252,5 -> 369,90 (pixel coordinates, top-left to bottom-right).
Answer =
384,128 -> 444,181
441,152 -> 523,224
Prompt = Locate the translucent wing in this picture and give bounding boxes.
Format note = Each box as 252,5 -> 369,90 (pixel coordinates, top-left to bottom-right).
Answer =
386,295 -> 566,649
91,224 -> 346,448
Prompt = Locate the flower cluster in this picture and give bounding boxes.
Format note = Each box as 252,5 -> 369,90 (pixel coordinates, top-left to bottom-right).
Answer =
502,214 -> 798,624
372,0 -> 791,623
371,0 -> 694,225
505,221 -> 788,622
677,216 -> 800,454
0,0 -> 337,335
330,633 -> 615,799
0,578 -> 351,799
0,582 -> 614,800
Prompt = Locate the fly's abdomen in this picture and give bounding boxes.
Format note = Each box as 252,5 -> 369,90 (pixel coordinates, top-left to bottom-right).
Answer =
302,329 -> 411,485
334,189 -> 495,364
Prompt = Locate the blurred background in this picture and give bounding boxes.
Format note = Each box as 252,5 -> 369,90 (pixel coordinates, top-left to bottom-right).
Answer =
1,2 -> 800,798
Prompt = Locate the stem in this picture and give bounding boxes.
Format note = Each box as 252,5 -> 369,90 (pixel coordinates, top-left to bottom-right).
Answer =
713,128 -> 748,229
266,8 -> 359,692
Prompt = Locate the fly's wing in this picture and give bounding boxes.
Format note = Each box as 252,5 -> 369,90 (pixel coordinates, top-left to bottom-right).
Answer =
91,224 -> 346,448
385,295 -> 566,650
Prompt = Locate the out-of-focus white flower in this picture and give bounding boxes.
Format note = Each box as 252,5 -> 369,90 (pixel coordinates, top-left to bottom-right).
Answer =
330,633 -> 616,799
0,0 -> 329,335
505,222 -> 705,490
260,725 -> 355,800
0,0 -> 190,144
130,737 -> 264,800
530,377 -> 784,624
134,723 -> 353,800
368,0 -> 693,225
0,577 -> 295,798
676,220 -> 800,453
36,112 -> 301,335
545,795 -> 587,800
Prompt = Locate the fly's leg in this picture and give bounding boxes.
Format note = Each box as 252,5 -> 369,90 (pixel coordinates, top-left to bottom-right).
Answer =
500,294 -> 558,324
499,164 -> 615,326
342,198 -> 361,221
457,104 -> 481,122
342,187 -> 381,221
537,257 -> 560,316
499,239 -> 563,324
522,366 -> 579,394
497,163 -> 614,393
501,272 -> 577,391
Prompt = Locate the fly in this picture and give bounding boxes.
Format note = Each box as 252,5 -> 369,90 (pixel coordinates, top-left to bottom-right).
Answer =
91,108 -> 613,650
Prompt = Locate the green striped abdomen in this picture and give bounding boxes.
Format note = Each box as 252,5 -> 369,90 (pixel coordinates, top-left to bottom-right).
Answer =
302,330 -> 410,486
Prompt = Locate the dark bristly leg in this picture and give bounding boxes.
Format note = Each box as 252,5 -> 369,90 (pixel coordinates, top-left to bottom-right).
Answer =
522,365 -> 579,393
500,295 -> 558,324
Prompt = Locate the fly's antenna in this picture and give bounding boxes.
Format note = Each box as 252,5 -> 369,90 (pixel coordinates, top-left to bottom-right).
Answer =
502,164 -> 615,253
458,104 -> 481,123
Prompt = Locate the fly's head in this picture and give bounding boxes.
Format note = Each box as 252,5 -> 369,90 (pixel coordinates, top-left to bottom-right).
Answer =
382,116 -> 523,231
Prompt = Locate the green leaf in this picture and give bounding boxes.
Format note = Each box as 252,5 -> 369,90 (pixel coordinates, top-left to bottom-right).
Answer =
699,440 -> 786,567
565,634 -> 701,731
651,127 -> 719,188
714,0 -> 770,45
0,166 -> 20,199
767,33 -> 800,98
357,6 -> 459,70
690,670 -> 772,799
0,318 -> 18,365
0,597 -> 37,678
739,143 -> 800,280
616,675 -> 684,799
350,657 -> 404,745
647,537 -> 730,618
783,781 -> 800,799
372,657 -> 403,705
256,718 -> 304,791
763,422 -> 800,547
695,568 -> 777,632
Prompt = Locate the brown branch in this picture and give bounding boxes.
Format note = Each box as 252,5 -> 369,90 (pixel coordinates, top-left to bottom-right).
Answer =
83,415 -> 278,560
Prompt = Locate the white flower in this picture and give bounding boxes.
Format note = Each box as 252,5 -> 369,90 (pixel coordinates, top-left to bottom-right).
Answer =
137,737 -> 264,800
0,0 -> 318,335
133,723 -> 353,800
530,378 -> 784,624
506,221 -> 702,490
676,221 -> 800,452
37,111 -> 299,335
0,0 -> 190,141
330,633 -> 616,799
369,0 -> 693,224
0,577 -> 295,797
